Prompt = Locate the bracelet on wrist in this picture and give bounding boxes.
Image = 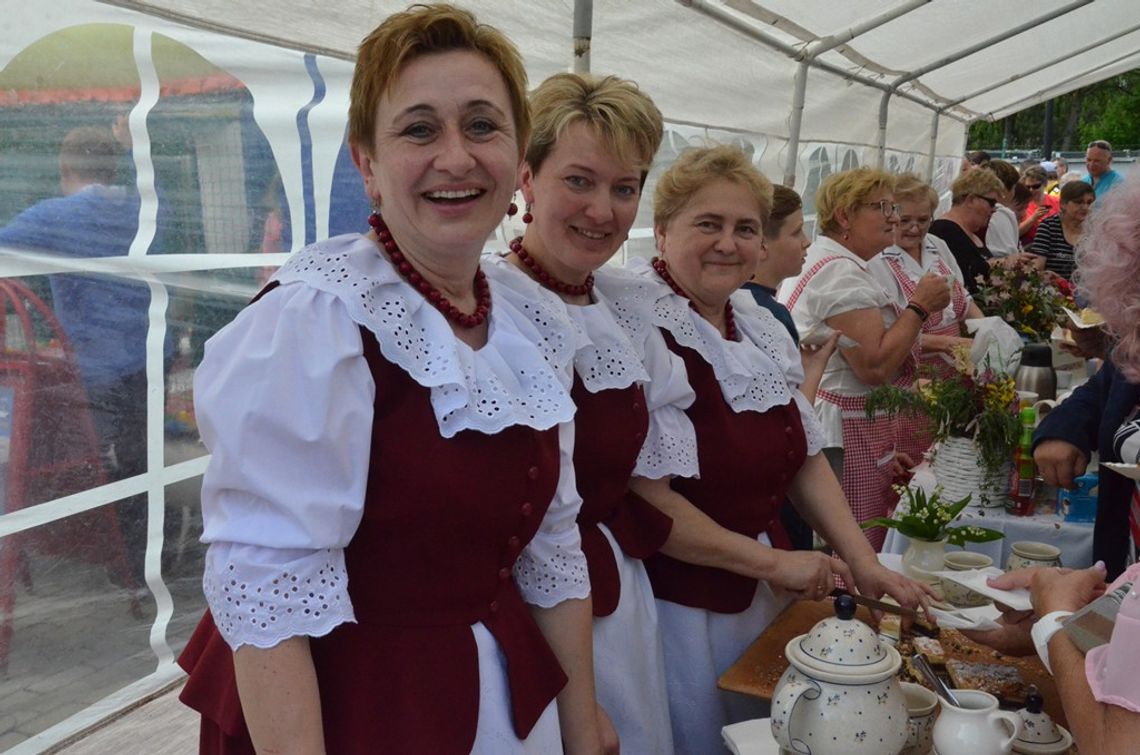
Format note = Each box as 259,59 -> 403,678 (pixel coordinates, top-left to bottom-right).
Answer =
905,302 -> 930,322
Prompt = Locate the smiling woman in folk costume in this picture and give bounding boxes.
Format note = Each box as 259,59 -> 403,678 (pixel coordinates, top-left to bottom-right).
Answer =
619,147 -> 933,754
175,6 -> 613,754
779,168 -> 951,550
484,71 -> 692,753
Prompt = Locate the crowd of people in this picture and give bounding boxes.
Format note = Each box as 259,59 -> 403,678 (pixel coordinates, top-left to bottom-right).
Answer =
134,4 -> 1138,753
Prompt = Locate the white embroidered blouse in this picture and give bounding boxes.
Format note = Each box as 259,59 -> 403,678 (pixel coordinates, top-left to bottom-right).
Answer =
196,234 -> 590,650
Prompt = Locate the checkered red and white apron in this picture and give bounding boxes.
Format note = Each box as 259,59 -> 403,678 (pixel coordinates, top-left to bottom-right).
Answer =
786,256 -> 922,551
884,254 -> 970,465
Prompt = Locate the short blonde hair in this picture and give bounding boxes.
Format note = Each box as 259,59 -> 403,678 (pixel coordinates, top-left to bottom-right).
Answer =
526,73 -> 663,178
654,145 -> 773,230
348,4 -> 529,154
950,169 -> 1004,205
815,168 -> 896,235
892,174 -> 938,213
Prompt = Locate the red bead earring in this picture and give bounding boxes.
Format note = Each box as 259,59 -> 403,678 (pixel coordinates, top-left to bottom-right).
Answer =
522,203 -> 533,224
507,202 -> 518,218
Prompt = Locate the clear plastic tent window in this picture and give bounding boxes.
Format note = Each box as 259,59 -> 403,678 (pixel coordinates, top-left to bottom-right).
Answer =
1,0 -> 1137,750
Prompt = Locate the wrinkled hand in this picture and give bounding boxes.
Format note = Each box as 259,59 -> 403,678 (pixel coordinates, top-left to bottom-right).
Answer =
597,704 -> 620,755
961,610 -> 1037,656
889,451 -> 917,481
1032,205 -> 1049,220
986,564 -> 1107,615
770,550 -> 853,601
1060,326 -> 1107,360
851,558 -> 936,610
1033,440 -> 1088,490
912,272 -> 952,313
801,330 -> 840,373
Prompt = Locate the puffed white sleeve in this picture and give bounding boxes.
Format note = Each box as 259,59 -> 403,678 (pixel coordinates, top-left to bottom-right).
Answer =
513,421 -> 590,607
634,326 -> 699,479
808,261 -> 887,321
195,284 -> 374,650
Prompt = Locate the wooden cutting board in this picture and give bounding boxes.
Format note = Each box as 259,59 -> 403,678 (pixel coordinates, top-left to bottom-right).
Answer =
718,599 -> 1067,728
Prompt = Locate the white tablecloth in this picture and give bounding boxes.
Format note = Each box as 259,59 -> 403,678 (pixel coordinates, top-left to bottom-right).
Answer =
881,465 -> 1095,569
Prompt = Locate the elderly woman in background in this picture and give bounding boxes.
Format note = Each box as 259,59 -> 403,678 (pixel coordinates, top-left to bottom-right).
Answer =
1019,164 -> 1060,245
869,174 -> 985,469
486,71 -> 688,753
929,168 -> 1006,295
870,174 -> 983,372
983,159 -> 1024,258
627,148 -> 932,753
177,7 -> 611,753
964,180 -> 1140,753
780,168 -> 950,549
1029,180 -> 1095,280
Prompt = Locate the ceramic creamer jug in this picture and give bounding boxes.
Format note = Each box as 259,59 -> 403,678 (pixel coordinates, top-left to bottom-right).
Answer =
770,595 -> 908,755
932,689 -> 1022,755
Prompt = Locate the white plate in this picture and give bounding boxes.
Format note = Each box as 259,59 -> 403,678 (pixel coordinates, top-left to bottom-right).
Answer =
1102,462 -> 1140,481
1063,307 -> 1105,330
722,719 -> 779,755
930,566 -> 1033,612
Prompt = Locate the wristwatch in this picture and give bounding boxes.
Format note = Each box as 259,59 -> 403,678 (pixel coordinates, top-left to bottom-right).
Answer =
1031,610 -> 1074,674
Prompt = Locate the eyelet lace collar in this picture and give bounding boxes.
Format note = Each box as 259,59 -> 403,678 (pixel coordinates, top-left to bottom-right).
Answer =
626,256 -> 798,414
484,256 -> 649,393
273,234 -> 576,437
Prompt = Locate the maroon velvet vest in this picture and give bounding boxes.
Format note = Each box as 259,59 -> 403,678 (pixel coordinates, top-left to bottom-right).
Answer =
571,376 -> 671,617
179,323 -> 568,754
644,329 -> 807,614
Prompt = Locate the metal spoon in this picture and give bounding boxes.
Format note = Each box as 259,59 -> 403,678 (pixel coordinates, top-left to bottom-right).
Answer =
912,653 -> 962,707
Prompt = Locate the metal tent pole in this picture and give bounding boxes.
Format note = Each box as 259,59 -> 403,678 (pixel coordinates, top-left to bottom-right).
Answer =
573,0 -> 593,73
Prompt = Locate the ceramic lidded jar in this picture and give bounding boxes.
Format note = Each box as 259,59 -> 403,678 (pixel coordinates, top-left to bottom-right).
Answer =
1011,688 -> 1073,755
770,595 -> 909,755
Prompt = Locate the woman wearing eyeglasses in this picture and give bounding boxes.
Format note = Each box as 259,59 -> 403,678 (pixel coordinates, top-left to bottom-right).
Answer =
780,168 -> 950,549
1018,165 -> 1059,246
868,175 -> 985,467
929,168 -> 1006,296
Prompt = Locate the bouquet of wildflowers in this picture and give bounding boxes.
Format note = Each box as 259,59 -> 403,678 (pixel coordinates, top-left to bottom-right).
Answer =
973,257 -> 1075,342
865,346 -> 1020,477
861,484 -> 1004,545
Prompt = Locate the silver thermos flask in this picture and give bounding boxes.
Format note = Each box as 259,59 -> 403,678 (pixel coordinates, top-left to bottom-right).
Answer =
1014,343 -> 1057,400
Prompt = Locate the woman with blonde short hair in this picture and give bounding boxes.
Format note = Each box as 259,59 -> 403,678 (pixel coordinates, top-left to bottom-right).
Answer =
485,70 -> 682,752
929,168 -> 1006,295
177,6 -> 612,753
780,167 -> 951,548
630,149 -> 932,752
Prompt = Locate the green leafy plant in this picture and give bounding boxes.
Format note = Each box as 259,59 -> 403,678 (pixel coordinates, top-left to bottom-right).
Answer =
861,485 -> 1005,546
864,346 -> 1021,478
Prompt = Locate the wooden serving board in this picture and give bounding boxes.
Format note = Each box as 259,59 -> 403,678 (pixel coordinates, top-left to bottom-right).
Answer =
718,599 -> 1067,728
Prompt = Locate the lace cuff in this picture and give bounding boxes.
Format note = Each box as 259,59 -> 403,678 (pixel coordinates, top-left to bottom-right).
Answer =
792,390 -> 826,456
514,422 -> 589,607
204,543 -> 355,650
514,524 -> 590,608
635,404 -> 699,479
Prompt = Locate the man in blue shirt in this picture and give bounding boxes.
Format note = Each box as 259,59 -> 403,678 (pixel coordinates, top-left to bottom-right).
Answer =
1082,139 -> 1124,199
0,126 -> 155,583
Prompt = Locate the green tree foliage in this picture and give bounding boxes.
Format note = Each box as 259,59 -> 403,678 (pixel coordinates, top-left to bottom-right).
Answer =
968,70 -> 1140,152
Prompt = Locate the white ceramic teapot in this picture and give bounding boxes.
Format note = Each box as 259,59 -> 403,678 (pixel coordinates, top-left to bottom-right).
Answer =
770,595 -> 909,755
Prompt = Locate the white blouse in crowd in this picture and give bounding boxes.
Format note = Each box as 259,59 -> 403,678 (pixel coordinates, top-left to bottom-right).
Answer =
195,234 -> 590,650
623,256 -> 824,456
777,236 -> 897,448
484,256 -> 699,480
985,204 -> 1020,258
868,235 -> 972,323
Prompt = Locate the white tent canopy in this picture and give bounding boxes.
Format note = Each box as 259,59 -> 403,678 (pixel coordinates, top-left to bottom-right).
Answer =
1,1 -> 1137,752
108,0 -> 1140,177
